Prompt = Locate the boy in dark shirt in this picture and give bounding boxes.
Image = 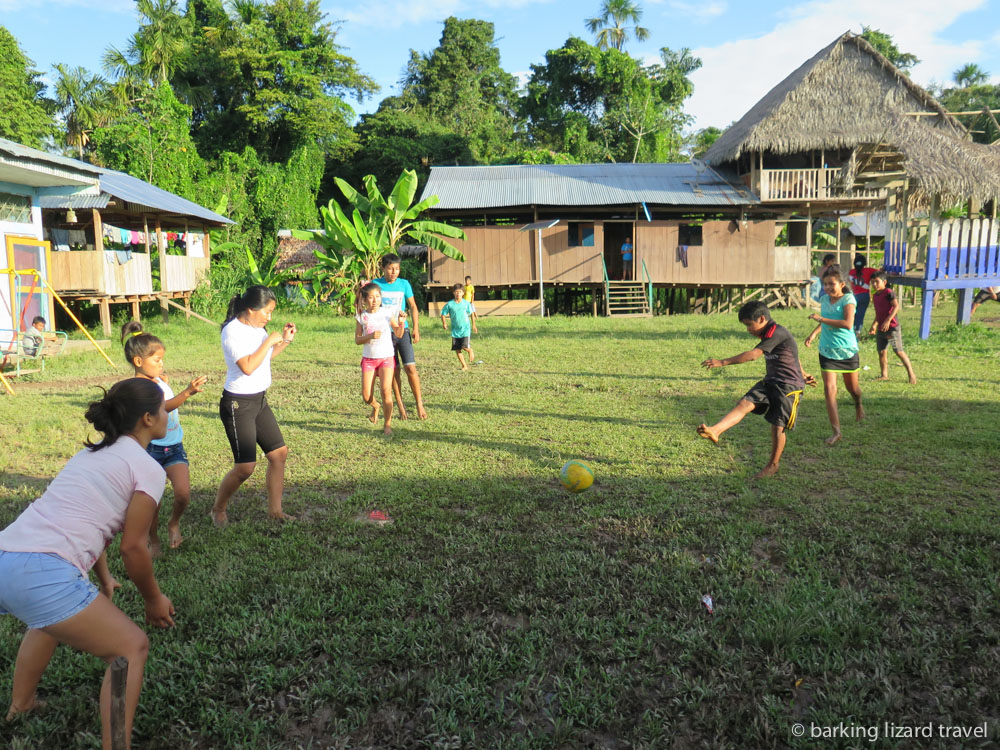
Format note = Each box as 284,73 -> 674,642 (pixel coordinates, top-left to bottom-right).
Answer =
698,301 -> 816,478
867,271 -> 916,384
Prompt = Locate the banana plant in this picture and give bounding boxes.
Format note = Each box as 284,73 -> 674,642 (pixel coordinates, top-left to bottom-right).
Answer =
292,169 -> 465,283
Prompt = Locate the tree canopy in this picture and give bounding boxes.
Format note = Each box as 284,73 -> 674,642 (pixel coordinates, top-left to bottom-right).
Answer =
0,26 -> 55,149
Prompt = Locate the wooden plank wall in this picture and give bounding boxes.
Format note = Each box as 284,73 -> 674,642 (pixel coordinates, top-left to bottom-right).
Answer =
429,219 -> 787,287
165,256 -> 197,292
430,224 -> 604,285
105,253 -> 153,295
636,219 -> 780,285
49,251 -> 153,295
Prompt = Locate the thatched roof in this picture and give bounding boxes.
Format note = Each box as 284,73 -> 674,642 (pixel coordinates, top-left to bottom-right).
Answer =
704,32 -> 1000,199
275,236 -> 324,275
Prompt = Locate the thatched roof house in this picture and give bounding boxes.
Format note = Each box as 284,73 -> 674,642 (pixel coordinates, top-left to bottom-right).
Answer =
704,32 -> 1000,202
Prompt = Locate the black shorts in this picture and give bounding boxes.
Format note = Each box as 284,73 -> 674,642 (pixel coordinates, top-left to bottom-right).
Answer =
219,390 -> 285,464
451,336 -> 470,351
876,327 -> 904,352
819,353 -> 860,373
974,289 -> 999,305
391,330 -> 416,367
742,380 -> 803,430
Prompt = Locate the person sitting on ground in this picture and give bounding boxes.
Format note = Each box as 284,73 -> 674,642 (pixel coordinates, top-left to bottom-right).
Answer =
697,301 -> 816,478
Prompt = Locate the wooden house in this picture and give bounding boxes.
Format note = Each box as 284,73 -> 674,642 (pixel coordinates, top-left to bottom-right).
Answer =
421,163 -> 810,316
703,32 -> 1000,337
1,138 -> 102,341
0,138 -> 232,336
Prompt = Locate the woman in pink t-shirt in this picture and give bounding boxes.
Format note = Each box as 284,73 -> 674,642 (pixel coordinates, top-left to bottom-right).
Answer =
0,378 -> 175,749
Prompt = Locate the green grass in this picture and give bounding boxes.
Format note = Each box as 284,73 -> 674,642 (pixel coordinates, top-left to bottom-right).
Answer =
2,304 -> 999,749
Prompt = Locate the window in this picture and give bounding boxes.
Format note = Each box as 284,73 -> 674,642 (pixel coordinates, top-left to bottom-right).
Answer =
0,192 -> 32,224
678,223 -> 702,246
567,222 -> 595,247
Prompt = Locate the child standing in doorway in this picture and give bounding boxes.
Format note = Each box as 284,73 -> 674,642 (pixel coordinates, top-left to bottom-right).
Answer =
356,283 -> 406,435
121,322 -> 206,552
441,283 -> 478,370
805,267 -> 864,445
868,271 -> 917,383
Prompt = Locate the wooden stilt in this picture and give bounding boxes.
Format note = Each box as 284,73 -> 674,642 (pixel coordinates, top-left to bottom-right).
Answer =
99,298 -> 112,337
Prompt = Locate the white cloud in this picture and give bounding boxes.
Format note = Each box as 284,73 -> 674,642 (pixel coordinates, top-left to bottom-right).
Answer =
327,0 -> 554,29
666,1 -> 727,22
686,0 -> 988,131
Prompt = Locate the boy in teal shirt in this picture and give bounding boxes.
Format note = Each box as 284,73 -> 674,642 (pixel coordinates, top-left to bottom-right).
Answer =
440,284 -> 478,370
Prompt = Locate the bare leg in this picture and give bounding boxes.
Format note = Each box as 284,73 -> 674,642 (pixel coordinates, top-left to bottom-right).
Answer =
264,445 -> 292,520
466,346 -> 475,364
822,370 -> 841,445
971,302 -> 980,316
457,350 -> 468,370
697,398 -> 755,443
361,369 -> 379,423
379,368 -> 394,435
7,629 -> 57,719
148,502 -> 162,559
403,363 -> 427,419
876,349 -> 890,380
391,367 -> 408,420
754,424 -> 786,478
844,372 -> 864,422
164,463 -> 190,549
895,350 -> 917,383
212,462 -> 255,526
32,595 -> 149,750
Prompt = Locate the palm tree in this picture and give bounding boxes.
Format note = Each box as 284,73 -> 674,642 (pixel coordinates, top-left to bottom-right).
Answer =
585,0 -> 650,52
52,64 -> 113,158
953,63 -> 990,88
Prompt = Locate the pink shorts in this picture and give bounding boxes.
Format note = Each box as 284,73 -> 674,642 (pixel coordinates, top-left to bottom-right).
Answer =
361,356 -> 395,373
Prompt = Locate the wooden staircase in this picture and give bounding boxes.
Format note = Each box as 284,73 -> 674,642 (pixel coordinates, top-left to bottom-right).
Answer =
605,281 -> 651,317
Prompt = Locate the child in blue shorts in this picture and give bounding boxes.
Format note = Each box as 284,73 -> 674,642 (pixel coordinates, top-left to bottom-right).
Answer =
122,321 -> 206,553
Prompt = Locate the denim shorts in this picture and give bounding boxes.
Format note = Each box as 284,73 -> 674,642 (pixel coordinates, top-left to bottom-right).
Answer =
147,441 -> 189,468
0,551 -> 99,629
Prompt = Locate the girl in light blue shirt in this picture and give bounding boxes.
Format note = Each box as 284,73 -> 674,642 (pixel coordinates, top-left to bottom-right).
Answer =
805,267 -> 864,445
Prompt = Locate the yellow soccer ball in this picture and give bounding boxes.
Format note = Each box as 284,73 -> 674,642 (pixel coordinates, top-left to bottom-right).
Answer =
560,460 -> 594,493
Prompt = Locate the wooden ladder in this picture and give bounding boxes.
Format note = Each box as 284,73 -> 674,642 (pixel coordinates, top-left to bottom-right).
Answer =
605,281 -> 651,317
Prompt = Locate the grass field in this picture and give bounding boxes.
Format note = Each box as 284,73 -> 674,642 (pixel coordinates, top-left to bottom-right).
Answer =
1,303 -> 999,749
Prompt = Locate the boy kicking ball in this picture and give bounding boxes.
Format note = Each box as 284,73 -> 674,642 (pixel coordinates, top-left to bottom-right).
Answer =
697,301 -> 816,478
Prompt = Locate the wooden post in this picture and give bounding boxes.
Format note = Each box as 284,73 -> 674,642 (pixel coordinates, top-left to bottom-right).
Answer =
184,292 -> 191,320
865,211 -> 871,267
110,656 -> 128,750
131,300 -> 140,320
92,209 -> 104,252
156,218 -> 168,324
99,298 -> 112,337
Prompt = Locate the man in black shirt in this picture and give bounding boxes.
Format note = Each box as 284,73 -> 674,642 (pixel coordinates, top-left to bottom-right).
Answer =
697,301 -> 816,478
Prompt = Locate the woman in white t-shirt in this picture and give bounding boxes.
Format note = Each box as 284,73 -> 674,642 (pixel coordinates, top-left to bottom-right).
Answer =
212,285 -> 296,525
355,282 -> 406,435
0,378 -> 175,749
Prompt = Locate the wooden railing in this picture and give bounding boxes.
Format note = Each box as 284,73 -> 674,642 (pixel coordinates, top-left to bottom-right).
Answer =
754,168 -> 884,202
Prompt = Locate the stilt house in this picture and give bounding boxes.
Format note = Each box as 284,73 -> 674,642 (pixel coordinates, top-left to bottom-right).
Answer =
703,32 -> 1000,337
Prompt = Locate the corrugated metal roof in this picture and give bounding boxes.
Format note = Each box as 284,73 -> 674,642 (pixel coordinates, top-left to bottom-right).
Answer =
420,163 -> 758,210
97,169 -> 233,225
0,137 -> 103,176
39,193 -> 110,209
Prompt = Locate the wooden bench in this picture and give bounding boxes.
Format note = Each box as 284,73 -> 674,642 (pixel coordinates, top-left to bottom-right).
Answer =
429,299 -> 541,317
0,331 -> 68,377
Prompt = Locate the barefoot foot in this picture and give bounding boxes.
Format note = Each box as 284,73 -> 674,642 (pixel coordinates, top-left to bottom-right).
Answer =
417,405 -> 428,420
267,511 -> 296,521
908,374 -> 917,384
6,698 -> 46,720
383,425 -> 393,436
855,404 -> 866,422
875,375 -> 890,381
696,424 -> 720,444
210,509 -> 229,528
167,523 -> 183,549
368,402 -> 379,424
824,433 -> 842,446
753,463 -> 779,479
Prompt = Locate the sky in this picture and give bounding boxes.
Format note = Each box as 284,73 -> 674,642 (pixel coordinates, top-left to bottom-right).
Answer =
2,0 -> 999,135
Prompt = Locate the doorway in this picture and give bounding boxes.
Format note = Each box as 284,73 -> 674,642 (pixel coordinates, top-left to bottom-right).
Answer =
603,222 -> 634,280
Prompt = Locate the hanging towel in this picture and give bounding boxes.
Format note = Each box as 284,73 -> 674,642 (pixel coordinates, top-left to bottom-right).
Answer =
114,248 -> 133,264
68,229 -> 87,248
120,228 -> 131,244
677,245 -> 689,268
187,233 -> 204,257
104,250 -> 117,265
130,230 -> 141,244
103,224 -> 117,240
48,228 -> 71,252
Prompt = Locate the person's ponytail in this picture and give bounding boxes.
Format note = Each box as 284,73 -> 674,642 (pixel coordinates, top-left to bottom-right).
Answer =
224,285 -> 276,325
84,378 -> 164,451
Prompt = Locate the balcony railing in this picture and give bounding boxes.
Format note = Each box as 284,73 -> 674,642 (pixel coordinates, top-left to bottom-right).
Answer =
752,168 -> 885,202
